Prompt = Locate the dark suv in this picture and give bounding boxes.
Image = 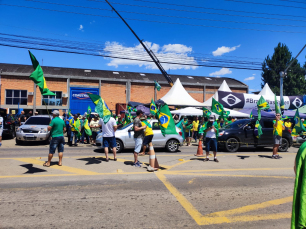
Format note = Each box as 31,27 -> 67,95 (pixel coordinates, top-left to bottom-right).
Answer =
218,118 -> 293,152
0,108 -> 16,139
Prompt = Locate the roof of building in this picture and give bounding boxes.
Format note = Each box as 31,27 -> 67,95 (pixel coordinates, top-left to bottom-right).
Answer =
0,63 -> 248,87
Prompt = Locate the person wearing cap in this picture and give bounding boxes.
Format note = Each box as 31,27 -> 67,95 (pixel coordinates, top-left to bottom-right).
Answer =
203,116 -> 219,162
133,110 -> 147,167
69,114 -> 81,146
44,110 -> 66,167
90,115 -> 100,146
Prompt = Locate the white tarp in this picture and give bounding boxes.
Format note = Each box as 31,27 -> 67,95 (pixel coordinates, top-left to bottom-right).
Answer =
159,78 -> 205,106
171,107 -> 249,118
202,80 -> 232,106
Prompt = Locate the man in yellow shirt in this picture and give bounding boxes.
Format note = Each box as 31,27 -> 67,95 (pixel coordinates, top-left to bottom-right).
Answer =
272,113 -> 285,159
284,117 -> 292,130
69,114 -> 81,146
192,116 -> 200,143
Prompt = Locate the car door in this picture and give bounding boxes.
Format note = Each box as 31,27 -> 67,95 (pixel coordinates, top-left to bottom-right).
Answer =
124,125 -> 135,148
259,119 -> 274,145
151,121 -> 164,147
241,121 -> 256,145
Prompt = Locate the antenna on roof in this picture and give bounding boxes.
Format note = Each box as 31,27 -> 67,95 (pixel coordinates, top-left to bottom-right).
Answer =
104,0 -> 174,87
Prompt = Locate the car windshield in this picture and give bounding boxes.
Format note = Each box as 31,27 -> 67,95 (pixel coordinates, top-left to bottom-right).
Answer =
25,117 -> 50,125
118,123 -> 133,130
223,119 -> 249,129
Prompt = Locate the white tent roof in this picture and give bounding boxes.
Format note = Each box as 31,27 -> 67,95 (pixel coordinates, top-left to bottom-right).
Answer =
202,80 -> 232,106
170,107 -> 202,116
159,78 -> 205,106
224,108 -> 249,118
259,83 -> 275,97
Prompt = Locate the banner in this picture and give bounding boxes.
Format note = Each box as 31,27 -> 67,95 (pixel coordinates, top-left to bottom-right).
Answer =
218,91 -> 304,110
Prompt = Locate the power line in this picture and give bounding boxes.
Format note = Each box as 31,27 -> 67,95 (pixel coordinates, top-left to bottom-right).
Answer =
131,0 -> 306,19
278,0 -> 306,4
225,0 -> 306,10
21,0 -> 306,28
1,3 -> 306,34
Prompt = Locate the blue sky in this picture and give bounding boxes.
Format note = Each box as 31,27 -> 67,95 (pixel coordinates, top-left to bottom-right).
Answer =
0,0 -> 305,92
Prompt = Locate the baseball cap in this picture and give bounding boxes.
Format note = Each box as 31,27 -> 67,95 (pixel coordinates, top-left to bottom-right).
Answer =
52,110 -> 60,115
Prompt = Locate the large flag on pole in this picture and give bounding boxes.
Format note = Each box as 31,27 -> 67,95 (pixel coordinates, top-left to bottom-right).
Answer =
254,120 -> 263,139
157,104 -> 177,136
154,80 -> 161,91
294,109 -> 306,134
211,98 -> 224,118
87,94 -> 111,124
150,99 -> 158,116
257,96 -> 270,120
28,51 -> 55,96
203,107 -> 211,118
280,97 -> 285,115
274,95 -> 281,115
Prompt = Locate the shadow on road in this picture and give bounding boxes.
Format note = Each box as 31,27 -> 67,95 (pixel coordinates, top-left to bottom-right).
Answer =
20,164 -> 47,174
237,156 -> 250,160
258,155 -> 273,159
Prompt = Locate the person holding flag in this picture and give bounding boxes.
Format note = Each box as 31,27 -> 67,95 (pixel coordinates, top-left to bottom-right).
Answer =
150,99 -> 158,117
69,114 -> 81,146
272,95 -> 284,159
133,110 -> 147,167
203,116 -> 219,162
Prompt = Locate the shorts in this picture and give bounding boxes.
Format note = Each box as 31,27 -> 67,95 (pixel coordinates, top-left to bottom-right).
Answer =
185,131 -> 191,138
103,136 -> 116,148
274,135 -> 282,145
143,135 -> 154,145
49,136 -> 65,154
92,131 -> 98,141
0,129 -> 3,137
134,138 -> 143,153
206,138 -> 217,152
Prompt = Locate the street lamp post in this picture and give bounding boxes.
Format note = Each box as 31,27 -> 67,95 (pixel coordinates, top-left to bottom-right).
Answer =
279,44 -> 306,103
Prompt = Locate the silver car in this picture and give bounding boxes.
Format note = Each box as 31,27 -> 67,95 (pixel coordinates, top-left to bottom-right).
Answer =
96,119 -> 183,153
16,115 -> 51,144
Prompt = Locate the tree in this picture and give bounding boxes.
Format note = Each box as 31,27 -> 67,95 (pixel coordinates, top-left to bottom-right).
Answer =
261,43 -> 306,96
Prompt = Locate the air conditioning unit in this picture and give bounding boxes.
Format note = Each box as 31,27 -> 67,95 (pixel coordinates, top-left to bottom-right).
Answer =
28,92 -> 34,95
62,93 -> 68,98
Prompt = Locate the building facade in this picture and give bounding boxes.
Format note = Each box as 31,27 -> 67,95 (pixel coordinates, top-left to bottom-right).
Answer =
0,63 -> 248,115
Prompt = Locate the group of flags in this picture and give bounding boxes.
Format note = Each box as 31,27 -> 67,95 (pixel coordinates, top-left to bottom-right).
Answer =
202,98 -> 230,120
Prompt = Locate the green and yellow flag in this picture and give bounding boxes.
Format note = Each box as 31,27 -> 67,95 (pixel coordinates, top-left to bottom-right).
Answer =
280,97 -> 285,115
291,141 -> 306,229
275,95 -> 281,115
254,120 -> 263,139
203,107 -> 211,118
150,99 -> 158,116
157,104 -> 177,136
154,80 -> 161,91
68,109 -> 71,117
250,111 -> 254,119
87,105 -> 92,118
84,118 -> 92,136
257,96 -> 270,120
294,109 -> 306,135
28,51 -> 55,96
87,94 -> 111,124
211,98 -> 224,117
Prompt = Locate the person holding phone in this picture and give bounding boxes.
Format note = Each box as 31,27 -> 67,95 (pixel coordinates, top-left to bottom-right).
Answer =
272,113 -> 285,159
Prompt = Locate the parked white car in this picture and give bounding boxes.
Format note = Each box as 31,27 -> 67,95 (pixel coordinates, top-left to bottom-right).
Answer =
16,115 -> 51,144
96,119 -> 183,153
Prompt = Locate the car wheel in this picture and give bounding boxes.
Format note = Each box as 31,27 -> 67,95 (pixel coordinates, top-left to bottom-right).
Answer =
16,139 -> 23,145
166,139 -> 179,152
116,139 -> 123,153
225,138 -> 240,152
279,138 -> 289,152
10,131 -> 16,139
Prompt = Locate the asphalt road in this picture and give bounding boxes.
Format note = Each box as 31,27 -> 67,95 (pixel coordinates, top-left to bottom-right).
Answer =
0,140 -> 298,229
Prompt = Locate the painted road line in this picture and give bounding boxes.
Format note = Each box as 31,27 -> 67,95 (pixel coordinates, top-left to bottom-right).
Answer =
165,172 -> 295,179
169,167 -> 292,173
0,174 -> 78,179
188,178 -> 196,184
13,158 -> 100,175
167,160 -> 191,170
156,172 -> 292,226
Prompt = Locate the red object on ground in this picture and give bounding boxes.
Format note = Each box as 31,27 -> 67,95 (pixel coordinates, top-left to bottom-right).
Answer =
194,139 -> 203,156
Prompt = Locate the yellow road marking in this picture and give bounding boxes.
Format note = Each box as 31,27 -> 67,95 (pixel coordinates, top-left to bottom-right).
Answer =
156,172 -> 292,225
188,178 -> 196,184
0,174 -> 78,179
13,158 -> 100,175
167,159 -> 191,170
170,167 -> 292,173
165,172 -> 295,179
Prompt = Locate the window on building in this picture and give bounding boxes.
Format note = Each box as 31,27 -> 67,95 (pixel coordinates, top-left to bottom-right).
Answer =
42,91 -> 62,106
6,90 -> 28,105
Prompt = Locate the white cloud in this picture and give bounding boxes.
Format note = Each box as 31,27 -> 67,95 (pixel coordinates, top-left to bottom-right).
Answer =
244,76 -> 255,81
78,25 -> 84,31
90,20 -> 95,24
209,68 -> 232,77
103,41 -> 198,70
212,45 -> 241,56
252,73 -> 256,76
250,89 -> 258,92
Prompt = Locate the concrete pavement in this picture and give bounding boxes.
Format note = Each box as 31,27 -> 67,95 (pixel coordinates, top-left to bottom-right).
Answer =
0,140 -> 298,228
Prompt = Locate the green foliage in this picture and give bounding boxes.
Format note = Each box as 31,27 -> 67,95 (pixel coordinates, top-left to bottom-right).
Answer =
261,43 -> 306,96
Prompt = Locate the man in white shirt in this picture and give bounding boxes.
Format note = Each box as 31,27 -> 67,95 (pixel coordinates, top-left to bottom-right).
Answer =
0,116 -> 3,147
98,116 -> 118,162
204,116 -> 219,162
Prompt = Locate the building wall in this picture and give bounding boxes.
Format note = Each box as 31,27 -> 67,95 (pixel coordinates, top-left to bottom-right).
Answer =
101,81 -> 126,111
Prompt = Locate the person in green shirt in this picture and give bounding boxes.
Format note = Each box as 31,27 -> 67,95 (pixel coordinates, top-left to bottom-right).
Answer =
183,118 -> 193,146
43,110 -> 66,167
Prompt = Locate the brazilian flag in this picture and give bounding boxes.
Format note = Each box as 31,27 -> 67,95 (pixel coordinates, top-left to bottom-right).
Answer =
257,96 -> 270,120
154,80 -> 161,91
274,95 -> 281,115
211,98 -> 224,117
250,111 -> 253,119
68,109 -> 71,117
280,97 -> 285,115
223,110 -> 230,118
294,109 -> 306,134
87,105 -> 92,118
150,99 -> 158,116
157,104 -> 177,137
254,120 -> 263,139
203,107 -> 211,118
87,94 -> 111,124
28,51 -> 55,96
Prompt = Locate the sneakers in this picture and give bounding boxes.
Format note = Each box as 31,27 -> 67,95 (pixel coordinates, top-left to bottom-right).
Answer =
147,165 -> 155,172
133,162 -> 141,167
272,155 -> 282,159
214,158 -> 219,163
0,142 -> 2,147
137,161 -> 143,165
204,158 -> 209,162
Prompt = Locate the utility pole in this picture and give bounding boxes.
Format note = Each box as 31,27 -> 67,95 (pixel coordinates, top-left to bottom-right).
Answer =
0,69 -> 2,109
279,44 -> 306,102
104,0 -> 174,87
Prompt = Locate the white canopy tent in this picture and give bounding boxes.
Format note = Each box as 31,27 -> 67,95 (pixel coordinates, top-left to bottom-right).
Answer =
159,78 -> 205,106
258,83 -> 275,97
202,80 -> 232,106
